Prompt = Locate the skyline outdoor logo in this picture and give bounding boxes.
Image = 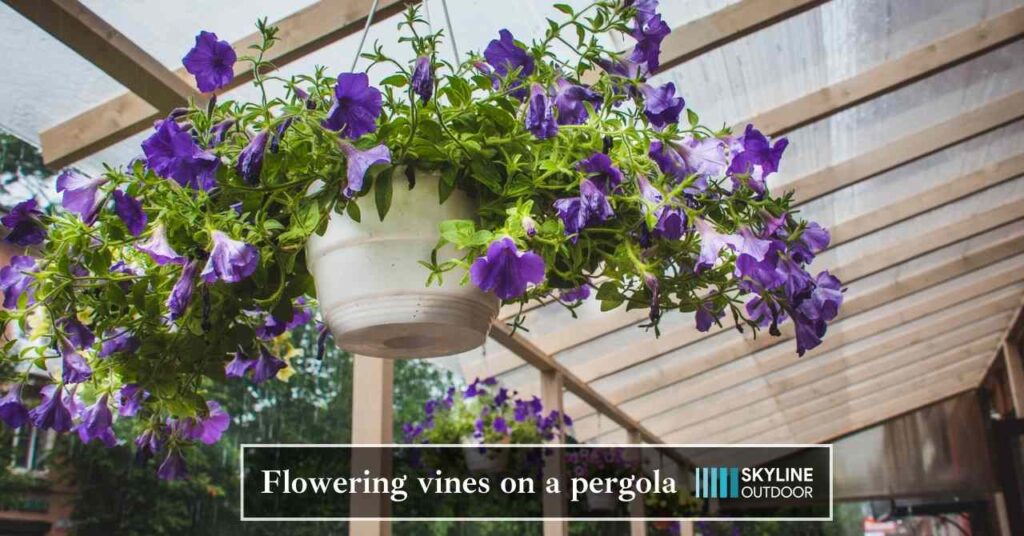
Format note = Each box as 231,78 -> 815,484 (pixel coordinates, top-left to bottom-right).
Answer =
694,466 -> 816,500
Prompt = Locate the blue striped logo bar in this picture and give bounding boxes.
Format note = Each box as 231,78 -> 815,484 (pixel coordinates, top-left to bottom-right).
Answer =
695,467 -> 740,498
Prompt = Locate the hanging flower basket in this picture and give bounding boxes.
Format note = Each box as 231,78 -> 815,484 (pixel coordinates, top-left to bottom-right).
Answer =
307,168 -> 498,358
0,0 -> 843,479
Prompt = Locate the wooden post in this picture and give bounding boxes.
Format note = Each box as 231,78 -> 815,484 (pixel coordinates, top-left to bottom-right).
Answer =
541,370 -> 568,536
350,356 -> 394,536
1004,341 -> 1024,416
678,521 -> 695,536
628,429 -> 647,536
992,492 -> 1012,536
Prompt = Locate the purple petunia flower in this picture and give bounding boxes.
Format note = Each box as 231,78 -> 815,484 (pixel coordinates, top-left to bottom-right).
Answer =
559,285 -> 591,304
59,317 -> 95,350
182,31 -> 236,93
142,119 -> 220,190
61,344 -> 93,384
579,179 -> 614,225
693,219 -> 740,272
0,256 -> 37,309
158,449 -> 188,481
470,237 -> 545,300
493,417 -> 509,435
201,231 -> 259,283
56,170 -> 108,224
494,388 -> 509,407
137,224 -> 186,265
118,384 -> 149,417
338,142 -> 391,198
629,13 -> 670,72
76,394 -> 116,447
637,176 -> 685,240
99,328 -> 140,358
525,84 -> 558,140
167,259 -> 200,320
628,0 -> 661,26
225,348 -> 256,379
411,56 -> 434,104
236,131 -> 269,185
790,222 -> 830,264
210,119 -> 235,147
695,302 -> 722,332
2,199 -> 46,246
0,385 -> 29,428
29,385 -> 73,432
577,153 -> 624,193
484,29 -> 534,98
650,138 -> 725,194
553,79 -> 602,125
802,271 -> 844,323
322,73 -> 383,139
286,297 -> 313,329
271,118 -> 293,154
252,346 -> 287,384
183,400 -> 231,445
727,124 -> 788,194
112,190 -> 147,236
639,82 -> 684,130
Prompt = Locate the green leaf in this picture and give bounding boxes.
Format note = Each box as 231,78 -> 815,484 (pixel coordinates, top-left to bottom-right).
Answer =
687,108 -> 699,128
374,170 -> 394,221
469,160 -> 503,195
553,3 -> 573,15
346,200 -> 361,223
381,74 -> 408,87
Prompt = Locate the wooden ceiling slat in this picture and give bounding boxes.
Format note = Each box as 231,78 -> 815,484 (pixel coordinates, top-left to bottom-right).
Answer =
37,0 -> 410,168
742,6 -> 1024,136
3,0 -> 202,112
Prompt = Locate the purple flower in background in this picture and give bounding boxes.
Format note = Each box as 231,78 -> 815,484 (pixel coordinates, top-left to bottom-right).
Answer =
158,449 -> 188,481
493,417 -> 509,435
695,302 -> 722,332
59,317 -> 95,349
801,271 -> 844,322
745,295 -> 781,329
628,0 -> 660,25
790,222 -> 830,263
629,13 -> 670,72
56,170 -> 108,224
210,119 -> 235,146
559,285 -> 591,304
639,82 -> 683,130
201,231 -> 259,283
189,401 -> 230,445
167,259 -> 200,320
76,394 -> 116,447
322,72 -> 383,139
271,118 -> 294,154
578,152 -> 624,193
225,348 -> 256,379
464,379 -> 480,399
793,312 -> 826,357
252,346 -> 287,384
0,386 -> 28,428
484,29 -> 534,98
412,56 -> 434,104
236,130 -> 269,185
112,190 -> 147,236
182,31 -> 236,93
61,344 -> 93,384
728,124 -> 788,194
134,428 -> 163,463
142,119 -> 220,190
118,384 -> 149,417
553,79 -> 601,125
596,57 -> 646,80
98,328 -> 140,358
29,386 -> 73,432
494,388 -> 510,407
470,237 -> 545,300
0,256 -> 37,309
338,142 -> 391,198
2,199 -> 46,246
137,224 -> 186,265
525,84 -> 558,139
286,297 -> 313,329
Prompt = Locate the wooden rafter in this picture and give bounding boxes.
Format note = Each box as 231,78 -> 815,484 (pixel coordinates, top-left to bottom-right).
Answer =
741,6 -> 1024,136
37,0 -> 411,168
3,0 -> 202,111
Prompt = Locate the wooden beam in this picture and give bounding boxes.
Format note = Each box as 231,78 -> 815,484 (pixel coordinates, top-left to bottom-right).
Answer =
540,370 -> 567,536
655,0 -> 827,73
350,355 -> 393,536
628,429 -> 645,536
981,295 -> 1024,381
740,6 -> 1024,136
583,307 -> 1011,442
4,0 -> 202,112
38,0 -> 410,168
777,90 -> 1024,204
1004,340 -> 1024,416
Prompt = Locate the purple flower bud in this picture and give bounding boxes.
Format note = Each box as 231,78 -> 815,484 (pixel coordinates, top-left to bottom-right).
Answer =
644,272 -> 661,324
470,237 -> 545,300
628,13 -> 670,72
168,259 -> 200,320
200,231 -> 259,284
236,131 -> 270,185
158,449 -> 188,481
29,386 -> 73,432
76,394 -> 116,447
210,119 -> 235,147
559,286 -> 590,304
521,216 -> 538,237
182,31 -> 236,93
0,385 -> 29,428
271,118 -> 294,154
411,56 -> 434,104
112,190 -> 147,236
525,84 -> 558,140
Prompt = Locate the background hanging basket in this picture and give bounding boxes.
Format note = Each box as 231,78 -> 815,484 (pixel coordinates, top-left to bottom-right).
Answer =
307,168 -> 499,358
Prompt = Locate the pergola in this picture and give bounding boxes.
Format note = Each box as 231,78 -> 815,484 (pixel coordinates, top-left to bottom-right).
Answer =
2,0 -> 1024,534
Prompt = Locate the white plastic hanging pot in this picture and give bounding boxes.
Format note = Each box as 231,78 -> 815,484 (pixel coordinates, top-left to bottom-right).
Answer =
306,168 -> 500,359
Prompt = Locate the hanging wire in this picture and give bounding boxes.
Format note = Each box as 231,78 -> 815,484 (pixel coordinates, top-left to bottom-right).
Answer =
439,0 -> 460,63
351,0 -> 383,71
